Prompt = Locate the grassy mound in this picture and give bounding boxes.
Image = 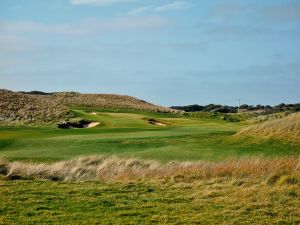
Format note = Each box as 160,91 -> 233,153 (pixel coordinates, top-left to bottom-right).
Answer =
0,89 -> 176,127
0,89 -> 72,127
237,113 -> 300,142
52,92 -> 174,112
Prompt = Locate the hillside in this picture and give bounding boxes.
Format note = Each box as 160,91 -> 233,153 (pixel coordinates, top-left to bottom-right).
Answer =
0,89 -> 72,126
0,89 -> 175,127
237,112 -> 300,142
51,92 -> 173,112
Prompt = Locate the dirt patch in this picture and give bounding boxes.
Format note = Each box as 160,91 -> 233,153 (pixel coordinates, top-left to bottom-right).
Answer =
58,120 -> 100,129
90,112 -> 97,115
148,119 -> 167,126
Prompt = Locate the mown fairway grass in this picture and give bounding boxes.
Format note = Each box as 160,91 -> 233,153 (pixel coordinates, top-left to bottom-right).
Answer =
0,110 -> 299,162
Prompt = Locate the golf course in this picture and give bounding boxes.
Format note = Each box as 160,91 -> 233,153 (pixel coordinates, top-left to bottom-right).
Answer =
0,89 -> 299,224
1,0 -> 300,223
0,109 -> 299,162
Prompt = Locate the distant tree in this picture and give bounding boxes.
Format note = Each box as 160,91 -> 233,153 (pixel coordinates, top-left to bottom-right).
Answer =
211,106 -> 237,113
239,104 -> 249,109
255,104 -> 264,110
203,104 -> 222,112
264,105 -> 272,109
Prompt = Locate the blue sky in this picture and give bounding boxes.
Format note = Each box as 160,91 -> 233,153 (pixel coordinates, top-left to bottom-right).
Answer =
0,0 -> 299,106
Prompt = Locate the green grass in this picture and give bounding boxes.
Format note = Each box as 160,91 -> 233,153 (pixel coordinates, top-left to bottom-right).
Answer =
0,110 -> 299,224
0,179 -> 299,224
0,110 -> 299,162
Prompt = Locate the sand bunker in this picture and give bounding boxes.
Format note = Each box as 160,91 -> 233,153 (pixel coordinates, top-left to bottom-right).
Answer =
148,119 -> 167,126
58,120 -> 100,129
90,112 -> 97,115
85,122 -> 100,128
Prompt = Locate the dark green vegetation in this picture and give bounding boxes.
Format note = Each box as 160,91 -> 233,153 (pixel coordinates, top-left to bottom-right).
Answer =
0,178 -> 299,224
171,103 -> 300,113
0,110 -> 299,162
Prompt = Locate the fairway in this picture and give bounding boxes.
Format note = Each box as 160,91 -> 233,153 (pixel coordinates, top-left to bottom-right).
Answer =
0,110 -> 299,162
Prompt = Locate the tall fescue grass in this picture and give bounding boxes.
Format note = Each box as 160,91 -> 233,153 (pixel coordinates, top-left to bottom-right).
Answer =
237,112 -> 300,142
0,89 -> 71,126
1,156 -> 299,183
0,89 -> 175,126
53,92 -> 174,112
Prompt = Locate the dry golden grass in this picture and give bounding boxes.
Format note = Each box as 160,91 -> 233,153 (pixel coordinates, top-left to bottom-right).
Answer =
1,156 -> 299,183
237,112 -> 300,142
0,89 -> 72,126
52,92 -> 174,112
0,89 -> 175,126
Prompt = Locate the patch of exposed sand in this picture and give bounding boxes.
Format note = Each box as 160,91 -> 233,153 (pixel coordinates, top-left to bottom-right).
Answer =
90,112 -> 97,115
148,119 -> 167,126
58,120 -> 100,129
154,122 -> 166,126
85,122 -> 100,128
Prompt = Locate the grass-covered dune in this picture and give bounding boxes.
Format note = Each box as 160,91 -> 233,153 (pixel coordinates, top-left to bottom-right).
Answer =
237,112 -> 300,142
51,92 -> 174,112
0,89 -> 71,127
0,89 -> 176,127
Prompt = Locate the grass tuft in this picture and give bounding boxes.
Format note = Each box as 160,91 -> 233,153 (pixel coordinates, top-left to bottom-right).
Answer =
1,156 -> 299,183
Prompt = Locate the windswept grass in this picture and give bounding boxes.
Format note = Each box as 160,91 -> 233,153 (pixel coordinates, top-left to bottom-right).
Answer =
237,112 -> 300,142
0,89 -> 72,127
52,92 -> 174,112
0,89 -> 176,127
0,156 -> 299,224
1,156 -> 299,183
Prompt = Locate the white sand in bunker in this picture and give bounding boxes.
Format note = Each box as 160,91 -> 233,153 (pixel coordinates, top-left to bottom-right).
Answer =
154,122 -> 166,126
90,112 -> 97,115
85,122 -> 100,128
148,119 -> 167,126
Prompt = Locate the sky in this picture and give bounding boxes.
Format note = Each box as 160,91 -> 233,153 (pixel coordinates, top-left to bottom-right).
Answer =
0,0 -> 299,106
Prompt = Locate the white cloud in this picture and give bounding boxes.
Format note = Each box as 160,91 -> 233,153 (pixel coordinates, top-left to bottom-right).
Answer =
126,1 -> 191,16
0,16 -> 169,36
70,0 -> 134,6
127,6 -> 151,16
155,1 -> 190,12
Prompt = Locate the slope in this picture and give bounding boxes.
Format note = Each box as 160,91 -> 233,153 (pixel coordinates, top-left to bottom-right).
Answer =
0,89 -> 72,126
237,112 -> 300,142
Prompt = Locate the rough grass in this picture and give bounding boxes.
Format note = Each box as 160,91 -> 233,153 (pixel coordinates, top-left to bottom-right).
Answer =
0,89 -> 175,127
1,156 -> 299,183
52,92 -> 174,112
0,89 -> 72,127
0,179 -> 299,224
0,156 -> 299,224
237,112 -> 300,142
